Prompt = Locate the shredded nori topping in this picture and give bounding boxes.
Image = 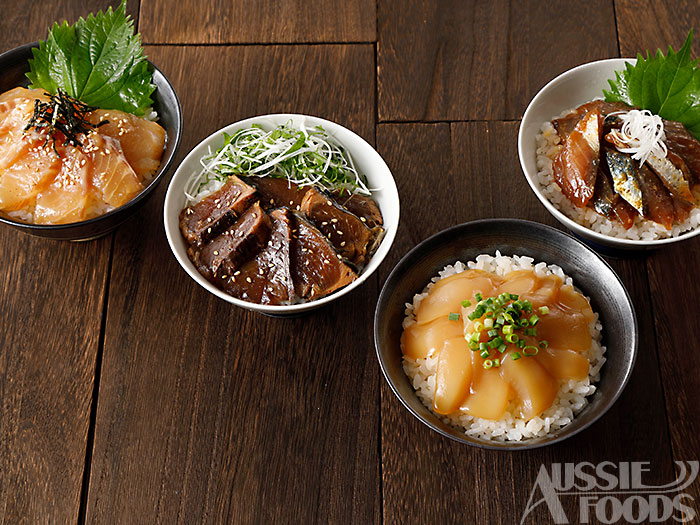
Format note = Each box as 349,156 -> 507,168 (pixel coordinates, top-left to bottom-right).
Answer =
23,89 -> 108,156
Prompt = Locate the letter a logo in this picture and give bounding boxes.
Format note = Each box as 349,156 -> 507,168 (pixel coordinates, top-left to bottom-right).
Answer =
521,465 -> 568,524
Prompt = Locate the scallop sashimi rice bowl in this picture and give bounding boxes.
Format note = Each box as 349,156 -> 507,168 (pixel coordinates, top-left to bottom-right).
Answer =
400,252 -> 605,443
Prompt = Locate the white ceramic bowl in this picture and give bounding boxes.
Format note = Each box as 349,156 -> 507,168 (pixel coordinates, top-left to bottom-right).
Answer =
164,114 -> 400,315
518,58 -> 700,252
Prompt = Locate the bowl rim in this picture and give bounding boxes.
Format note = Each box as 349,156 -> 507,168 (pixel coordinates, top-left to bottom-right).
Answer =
373,218 -> 638,450
0,41 -> 183,232
163,113 -> 400,314
518,57 -> 700,248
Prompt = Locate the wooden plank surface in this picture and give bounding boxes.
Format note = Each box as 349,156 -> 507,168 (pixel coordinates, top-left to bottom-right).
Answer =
378,0 -> 618,122
0,2 -> 133,523
139,0 -> 376,44
615,0 -> 700,57
616,0 -> 700,510
3,1 -> 700,524
376,122 -> 677,524
84,44 -> 380,524
0,0 -> 139,51
0,234 -> 109,524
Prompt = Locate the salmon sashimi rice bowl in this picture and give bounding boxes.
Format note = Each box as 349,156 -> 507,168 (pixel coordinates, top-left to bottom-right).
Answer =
0,2 -> 166,226
0,88 -> 165,224
400,252 -> 605,442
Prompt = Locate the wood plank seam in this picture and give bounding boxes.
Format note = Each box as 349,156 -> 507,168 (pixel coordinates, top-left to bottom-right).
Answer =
77,233 -> 115,525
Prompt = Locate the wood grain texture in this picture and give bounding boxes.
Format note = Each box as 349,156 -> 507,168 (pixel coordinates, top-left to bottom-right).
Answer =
0,231 -> 110,524
0,0 -> 139,51
615,3 -> 700,509
377,0 -> 618,122
615,0 -> 700,57
0,2 -> 129,523
376,122 -> 677,524
140,0 -> 376,44
84,44 -> 380,524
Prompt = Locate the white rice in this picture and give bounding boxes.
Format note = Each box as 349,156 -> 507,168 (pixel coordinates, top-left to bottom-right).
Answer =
535,110 -> 700,240
402,252 -> 606,442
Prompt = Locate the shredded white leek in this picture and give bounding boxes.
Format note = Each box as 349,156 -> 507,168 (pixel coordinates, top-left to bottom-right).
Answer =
184,121 -> 371,203
607,109 -> 667,165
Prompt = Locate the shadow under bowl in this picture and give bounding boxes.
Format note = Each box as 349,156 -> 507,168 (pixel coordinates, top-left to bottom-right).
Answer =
0,41 -> 182,241
374,219 -> 638,450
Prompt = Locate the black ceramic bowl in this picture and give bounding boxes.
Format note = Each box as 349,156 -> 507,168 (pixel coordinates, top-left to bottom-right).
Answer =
0,42 -> 182,241
374,219 -> 638,450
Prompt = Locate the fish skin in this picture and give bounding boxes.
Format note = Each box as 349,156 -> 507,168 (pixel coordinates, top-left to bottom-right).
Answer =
605,149 -> 645,216
589,164 -> 637,229
646,151 -> 694,204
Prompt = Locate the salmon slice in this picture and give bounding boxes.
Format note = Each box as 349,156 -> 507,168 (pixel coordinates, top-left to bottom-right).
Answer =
88,109 -> 165,182
434,338 -> 472,414
0,137 -> 60,211
84,134 -> 143,208
33,146 -> 92,224
553,109 -> 602,207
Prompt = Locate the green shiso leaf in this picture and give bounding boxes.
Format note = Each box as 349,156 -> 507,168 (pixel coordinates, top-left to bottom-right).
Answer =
604,30 -> 700,139
26,0 -> 154,116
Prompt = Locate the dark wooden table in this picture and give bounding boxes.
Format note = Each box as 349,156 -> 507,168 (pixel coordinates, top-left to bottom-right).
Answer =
2,1 -> 700,523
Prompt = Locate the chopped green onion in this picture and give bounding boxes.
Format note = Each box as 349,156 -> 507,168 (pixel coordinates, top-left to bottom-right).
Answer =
505,333 -> 519,343
509,294 -> 519,300
493,359 -> 501,367
448,312 -> 460,321
491,336 -> 504,347
468,340 -> 479,350
487,329 -> 499,338
483,359 -> 493,369
495,315 -> 505,326
485,310 -> 494,318
539,340 -> 549,349
479,343 -> 488,352
480,350 -> 490,359
524,328 -> 537,336
461,300 -> 472,308
511,352 -> 522,361
529,314 -> 540,326
473,321 -> 484,333
523,345 -> 539,356
502,325 -> 514,335
483,318 -> 494,329
498,343 -> 507,353
475,292 -> 483,302
538,306 -> 550,315
517,339 -> 526,349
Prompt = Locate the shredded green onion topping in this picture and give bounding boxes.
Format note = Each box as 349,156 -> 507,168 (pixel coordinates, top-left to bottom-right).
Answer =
463,292 -> 550,368
184,120 -> 371,202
